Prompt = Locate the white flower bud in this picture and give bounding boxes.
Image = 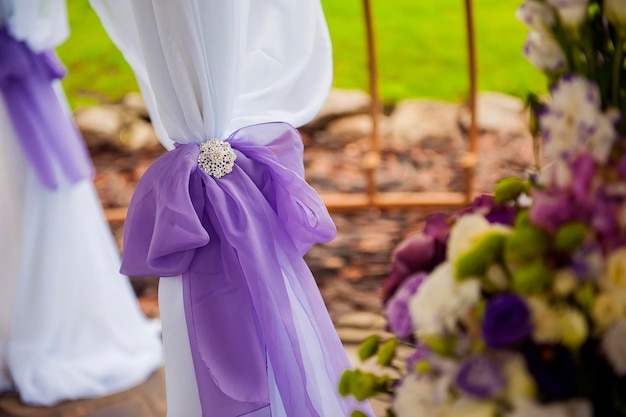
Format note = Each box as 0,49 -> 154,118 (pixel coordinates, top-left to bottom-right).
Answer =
524,31 -> 566,72
547,0 -> 590,27
516,0 -> 555,34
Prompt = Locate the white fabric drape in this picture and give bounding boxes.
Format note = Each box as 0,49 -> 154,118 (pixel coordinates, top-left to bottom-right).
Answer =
89,1 -> 355,416
0,0 -> 162,405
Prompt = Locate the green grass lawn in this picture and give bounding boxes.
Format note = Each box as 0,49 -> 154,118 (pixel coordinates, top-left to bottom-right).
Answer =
58,0 -> 545,109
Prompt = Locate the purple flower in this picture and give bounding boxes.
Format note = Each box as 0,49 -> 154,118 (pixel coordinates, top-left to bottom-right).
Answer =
455,355 -> 505,399
522,343 -> 576,401
385,273 -> 426,339
570,153 -> 596,206
383,213 -> 449,302
529,190 -> 585,232
382,234 -> 435,303
406,343 -> 430,371
458,194 -> 517,226
570,244 -> 603,279
482,294 -> 532,349
591,191 -> 623,251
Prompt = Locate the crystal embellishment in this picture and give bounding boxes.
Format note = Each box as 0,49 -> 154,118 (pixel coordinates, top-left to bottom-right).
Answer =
197,139 -> 237,178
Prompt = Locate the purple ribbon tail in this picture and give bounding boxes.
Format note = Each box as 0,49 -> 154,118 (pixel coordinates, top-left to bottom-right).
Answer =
0,29 -> 93,189
121,122 -> 358,416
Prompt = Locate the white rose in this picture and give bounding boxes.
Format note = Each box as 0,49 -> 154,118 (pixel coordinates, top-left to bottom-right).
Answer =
392,374 -> 451,417
547,0 -> 590,27
524,31 -> 567,72
602,319 -> 626,375
409,262 -> 481,338
508,398 -> 592,417
605,0 -> 626,27
516,0 -> 555,34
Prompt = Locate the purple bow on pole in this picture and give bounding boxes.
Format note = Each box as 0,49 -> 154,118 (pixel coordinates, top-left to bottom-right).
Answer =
0,28 -> 93,189
121,122 -> 357,416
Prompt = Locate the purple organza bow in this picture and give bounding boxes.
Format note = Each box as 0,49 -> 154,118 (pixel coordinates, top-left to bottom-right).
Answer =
121,122 -> 356,416
0,28 -> 93,189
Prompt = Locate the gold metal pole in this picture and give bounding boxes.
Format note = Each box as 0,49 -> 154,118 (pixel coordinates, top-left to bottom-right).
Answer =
462,0 -> 478,203
362,0 -> 381,206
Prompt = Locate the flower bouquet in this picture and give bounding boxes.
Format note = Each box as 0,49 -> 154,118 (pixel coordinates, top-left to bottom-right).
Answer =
339,1 -> 626,416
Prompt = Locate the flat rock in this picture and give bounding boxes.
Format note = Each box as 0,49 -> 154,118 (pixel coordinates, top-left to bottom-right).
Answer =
122,93 -> 149,120
389,99 -> 460,151
335,311 -> 387,330
459,92 -> 528,133
304,89 -> 371,130
120,120 -> 160,150
75,105 -> 124,149
318,113 -> 390,148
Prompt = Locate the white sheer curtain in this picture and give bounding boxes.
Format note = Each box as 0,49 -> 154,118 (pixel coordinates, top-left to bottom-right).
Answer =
0,0 -> 162,405
89,1 -> 369,417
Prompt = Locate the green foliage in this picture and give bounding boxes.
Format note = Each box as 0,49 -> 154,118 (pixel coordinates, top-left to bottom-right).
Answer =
554,222 -> 588,252
504,225 -> 550,264
351,411 -> 369,417
62,0 -> 545,109
512,260 -> 553,294
322,0 -> 545,103
455,233 -> 507,280
494,177 -> 528,204
358,335 -> 381,361
377,338 -> 398,366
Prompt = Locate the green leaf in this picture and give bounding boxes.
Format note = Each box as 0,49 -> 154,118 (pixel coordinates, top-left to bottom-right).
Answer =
494,177 -> 528,204
455,233 -> 507,280
515,210 -> 532,228
377,338 -> 398,366
554,222 -> 588,252
512,260 -> 552,294
375,375 -> 393,391
351,411 -> 368,417
422,335 -> 456,356
349,371 -> 377,402
504,226 -> 550,263
338,370 -> 353,397
415,360 -> 432,374
358,335 -> 381,362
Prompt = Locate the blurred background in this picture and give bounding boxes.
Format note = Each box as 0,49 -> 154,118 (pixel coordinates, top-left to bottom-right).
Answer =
59,0 -> 545,109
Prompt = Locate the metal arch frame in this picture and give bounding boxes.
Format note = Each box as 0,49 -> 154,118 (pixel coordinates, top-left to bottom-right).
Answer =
105,0 -> 477,224
318,0 -> 478,212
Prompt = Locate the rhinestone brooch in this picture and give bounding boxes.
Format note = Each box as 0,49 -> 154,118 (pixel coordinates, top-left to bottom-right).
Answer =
197,139 -> 237,178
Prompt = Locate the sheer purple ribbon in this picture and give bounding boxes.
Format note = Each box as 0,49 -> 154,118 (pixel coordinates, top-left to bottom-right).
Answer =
121,122 -> 359,416
0,28 -> 93,189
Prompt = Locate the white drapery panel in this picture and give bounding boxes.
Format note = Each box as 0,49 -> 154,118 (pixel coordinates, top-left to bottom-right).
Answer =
89,0 -> 332,147
0,0 -> 68,51
0,0 -> 162,404
90,1 -> 354,416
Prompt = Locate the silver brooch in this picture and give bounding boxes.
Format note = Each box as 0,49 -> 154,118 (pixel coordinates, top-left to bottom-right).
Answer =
197,139 -> 237,178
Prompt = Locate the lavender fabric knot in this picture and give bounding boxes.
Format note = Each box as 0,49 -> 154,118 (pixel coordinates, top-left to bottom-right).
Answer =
0,28 -> 93,189
121,122 -> 357,417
